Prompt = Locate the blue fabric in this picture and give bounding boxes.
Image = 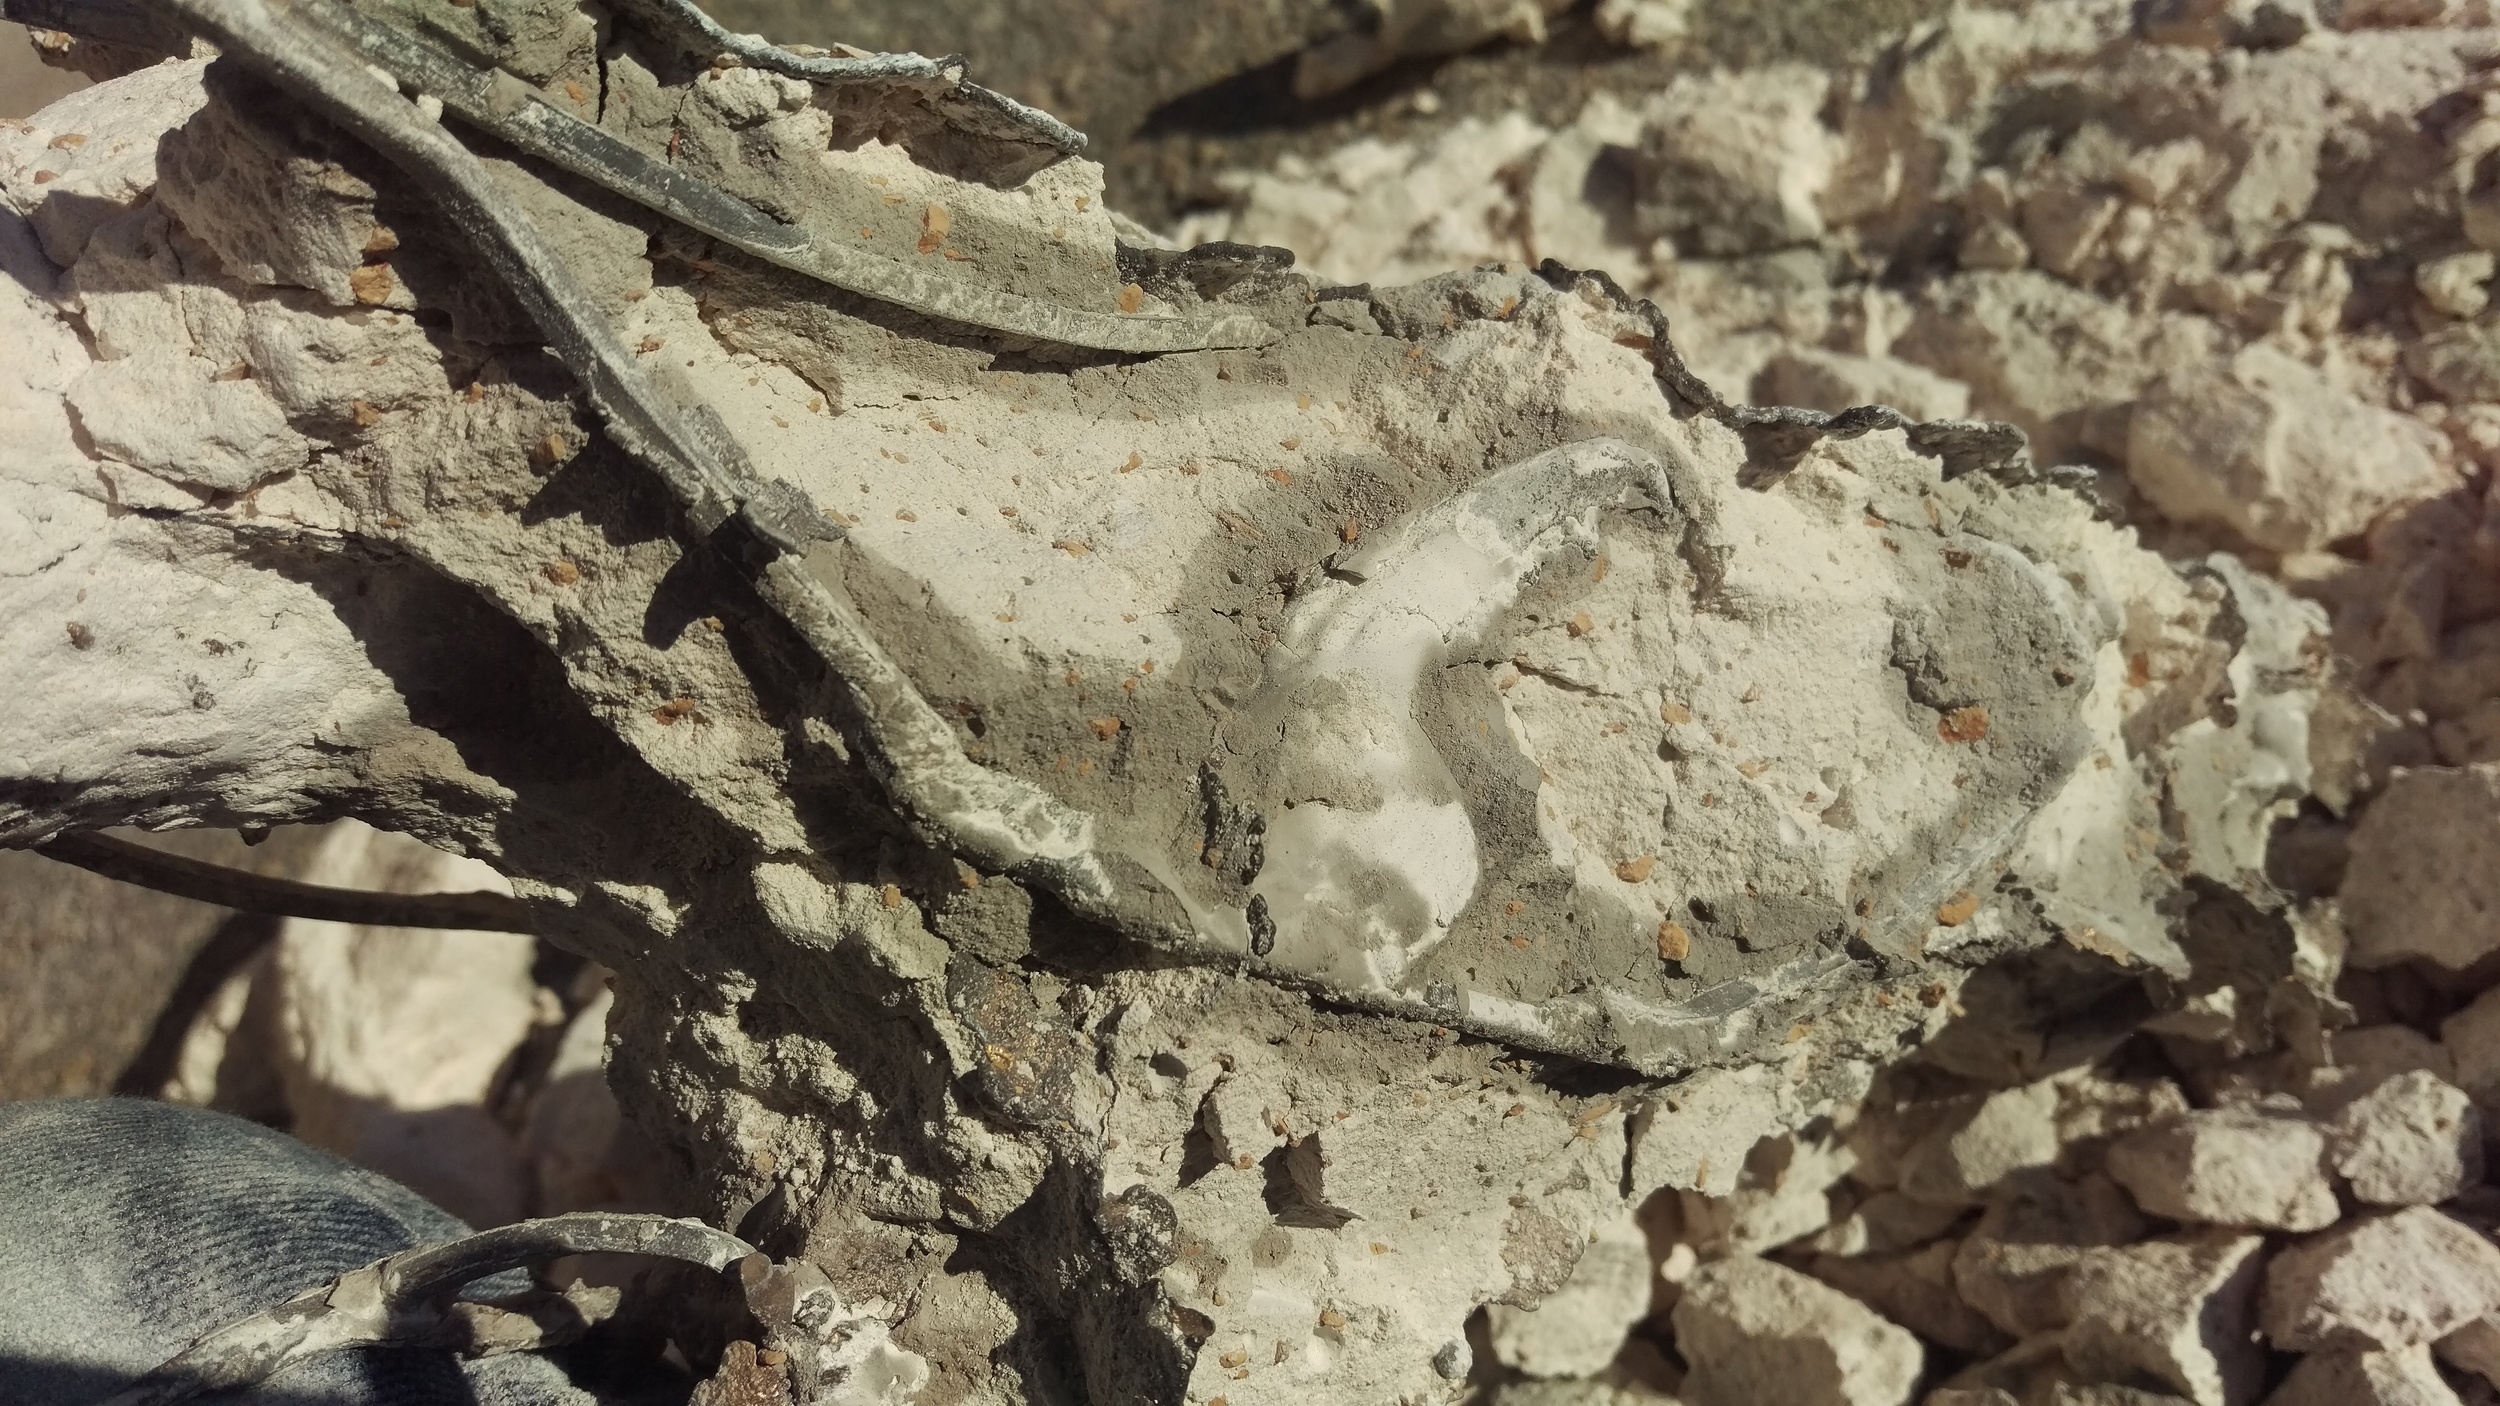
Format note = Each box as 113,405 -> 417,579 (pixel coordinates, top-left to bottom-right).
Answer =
0,1099 -> 590,1406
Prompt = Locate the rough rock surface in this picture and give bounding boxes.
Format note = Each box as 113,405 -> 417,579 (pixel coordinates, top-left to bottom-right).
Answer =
2329,1071 -> 2484,1207
2263,1345 -> 2465,1406
2058,1232 -> 2267,1406
20,0 -> 2500,1401
2126,345 -> 2452,553
2340,765 -> 2500,971
2103,1109 -> 2340,1232
2261,1208 -> 2500,1352
1485,1213 -> 1654,1378
1670,1256 -> 1922,1406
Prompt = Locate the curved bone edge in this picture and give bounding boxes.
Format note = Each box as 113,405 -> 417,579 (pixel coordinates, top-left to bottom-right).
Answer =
99,1213 -> 754,1406
761,553 -> 1113,899
607,0 -> 1086,155
1239,436 -> 1681,991
312,5 -> 1271,353
26,830 -> 537,931
1534,260 -> 2035,480
156,0 -> 1118,898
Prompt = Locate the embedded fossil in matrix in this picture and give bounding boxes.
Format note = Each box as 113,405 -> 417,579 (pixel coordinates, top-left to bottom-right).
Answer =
0,1 -> 2319,1402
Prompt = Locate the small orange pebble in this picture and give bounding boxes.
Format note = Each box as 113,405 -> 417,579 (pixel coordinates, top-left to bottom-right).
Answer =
653,697 -> 699,726
46,132 -> 86,149
1266,469 -> 1295,487
1506,935 -> 1530,949
1504,900 -> 1525,916
1117,283 -> 1146,314
1090,717 -> 1123,740
806,397 -> 823,413
1341,520 -> 1361,544
1219,1351 -> 1249,1370
881,884 -> 904,909
543,560 -> 581,586
1121,451 -> 1144,472
1566,612 -> 1595,637
1874,990 -> 1895,1007
1122,678 -> 1139,693
1920,981 -> 1951,1007
1660,700 -> 1692,725
1738,760 -> 1772,779
1369,1243 -> 1390,1255
1700,793 -> 1721,808
531,433 -> 569,467
927,418 -> 948,433
351,400 -> 384,429
1938,705 -> 1991,744
465,382 -> 487,403
1504,1103 -> 1526,1118
896,509 -> 917,521
859,227 -> 874,239
1614,856 -> 1656,884
1935,891 -> 1981,927
999,506 -> 1017,517
1279,437 -> 1300,451
1657,920 -> 1691,962
362,226 -> 399,255
1319,1310 -> 1347,1330
1498,295 -> 1519,319
1054,539 -> 1092,555
918,204 -> 950,254
1140,660 -> 1156,674
1065,669 -> 1084,686
348,264 -> 393,306
702,617 -> 725,632
636,337 -> 665,353
1233,1155 -> 1254,1171
1786,1024 -> 1812,1044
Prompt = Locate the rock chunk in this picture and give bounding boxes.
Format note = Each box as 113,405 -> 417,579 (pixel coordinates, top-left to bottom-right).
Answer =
2329,1070 -> 2484,1206
2261,1345 -> 2464,1406
1953,1173 -> 2149,1338
2447,988 -> 2500,1114
1899,1081 -> 2065,1207
2059,1232 -> 2268,1406
2104,1108 -> 2339,1232
1809,1189 -> 1970,1257
2304,1026 -> 2456,1116
2127,344 -> 2451,554
1486,1213 -> 1654,1378
1754,347 -> 1973,422
1630,66 -> 1839,256
1671,1256 -> 1922,1406
2341,764 -> 2500,971
2261,1207 -> 2500,1352
64,348 -> 310,494
1803,1239 -> 2008,1356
